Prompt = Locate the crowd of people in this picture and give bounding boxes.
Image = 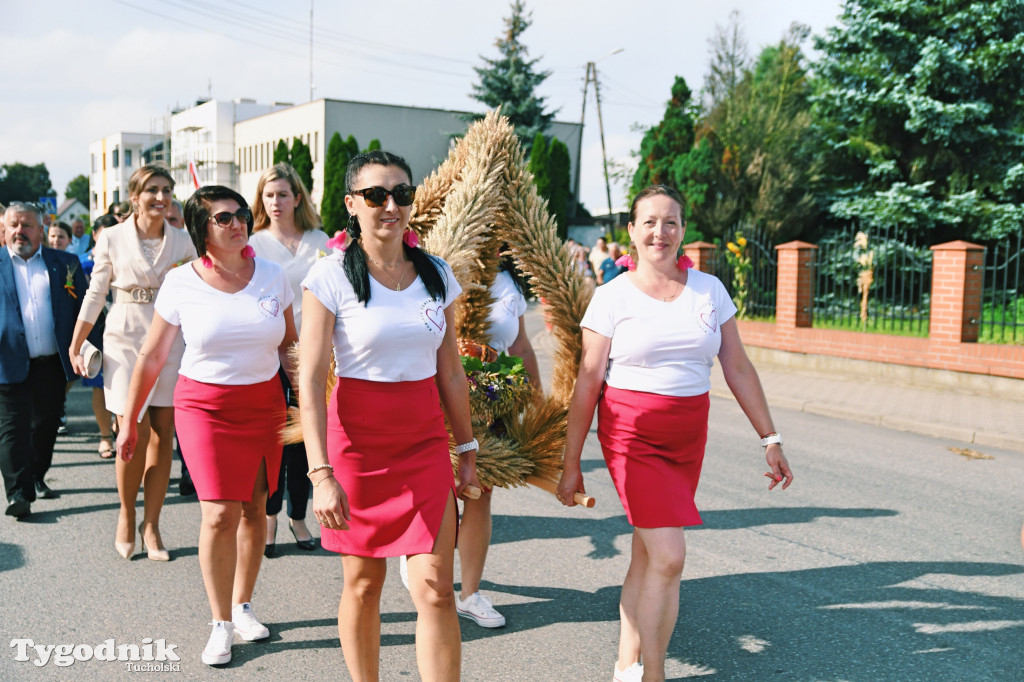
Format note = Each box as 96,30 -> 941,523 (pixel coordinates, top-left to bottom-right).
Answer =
1,154 -> 792,681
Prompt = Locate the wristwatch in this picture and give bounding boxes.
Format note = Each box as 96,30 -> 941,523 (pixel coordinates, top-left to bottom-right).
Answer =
760,432 -> 783,448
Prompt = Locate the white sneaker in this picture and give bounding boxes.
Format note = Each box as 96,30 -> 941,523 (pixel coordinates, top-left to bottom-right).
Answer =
613,661 -> 643,682
399,555 -> 410,590
455,591 -> 506,628
231,602 -> 270,641
201,621 -> 233,666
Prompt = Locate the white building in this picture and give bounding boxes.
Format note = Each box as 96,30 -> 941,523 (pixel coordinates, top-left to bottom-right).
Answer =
90,98 -> 583,219
87,132 -> 168,218
169,98 -> 291,199
234,98 -> 583,211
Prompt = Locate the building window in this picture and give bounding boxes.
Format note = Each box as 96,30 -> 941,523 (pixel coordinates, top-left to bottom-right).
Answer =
91,154 -> 96,172
112,148 -> 119,168
125,149 -> 132,167
314,132 -> 318,162
92,192 -> 98,210
113,189 -> 120,204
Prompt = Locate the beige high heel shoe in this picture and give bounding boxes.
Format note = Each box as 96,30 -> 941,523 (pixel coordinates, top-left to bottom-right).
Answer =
139,523 -> 170,562
115,540 -> 135,560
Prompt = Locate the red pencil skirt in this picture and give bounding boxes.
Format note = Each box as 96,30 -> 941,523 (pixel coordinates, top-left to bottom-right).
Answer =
598,385 -> 710,528
174,375 -> 285,502
321,377 -> 455,558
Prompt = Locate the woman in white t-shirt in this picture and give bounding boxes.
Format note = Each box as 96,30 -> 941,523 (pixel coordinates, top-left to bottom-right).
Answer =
116,185 -> 298,667
299,151 -> 481,681
557,185 -> 794,682
249,162 -> 329,555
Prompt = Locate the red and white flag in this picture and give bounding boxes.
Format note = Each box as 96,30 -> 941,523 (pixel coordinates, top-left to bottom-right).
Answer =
188,160 -> 201,189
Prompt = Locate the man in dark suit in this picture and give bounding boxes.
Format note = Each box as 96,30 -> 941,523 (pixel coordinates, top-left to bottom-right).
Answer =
1,201 -> 92,518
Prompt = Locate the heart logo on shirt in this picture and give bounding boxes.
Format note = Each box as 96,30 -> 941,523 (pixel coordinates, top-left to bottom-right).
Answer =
501,297 -> 517,318
258,296 -> 280,318
425,305 -> 445,332
695,303 -> 719,336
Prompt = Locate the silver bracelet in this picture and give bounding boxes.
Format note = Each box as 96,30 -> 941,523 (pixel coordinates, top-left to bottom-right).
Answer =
454,438 -> 479,455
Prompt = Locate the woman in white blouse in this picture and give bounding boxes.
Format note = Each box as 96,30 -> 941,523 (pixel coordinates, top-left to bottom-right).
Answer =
557,185 -> 793,682
116,185 -> 297,666
249,163 -> 329,554
300,150 -> 480,681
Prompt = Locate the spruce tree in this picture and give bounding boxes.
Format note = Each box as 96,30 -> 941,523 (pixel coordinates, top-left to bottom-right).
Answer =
290,137 -> 314,193
470,0 -> 556,144
321,133 -> 347,235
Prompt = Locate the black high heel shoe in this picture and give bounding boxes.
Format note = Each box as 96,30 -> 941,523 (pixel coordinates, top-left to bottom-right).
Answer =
290,521 -> 317,551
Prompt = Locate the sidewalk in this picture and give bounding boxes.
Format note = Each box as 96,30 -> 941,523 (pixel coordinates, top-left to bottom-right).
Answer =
524,303 -> 1024,454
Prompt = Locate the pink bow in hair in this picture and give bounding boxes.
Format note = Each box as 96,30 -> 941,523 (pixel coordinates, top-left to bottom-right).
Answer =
326,231 -> 348,251
614,253 -> 636,271
677,254 -> 694,270
241,245 -> 256,259
403,229 -> 419,248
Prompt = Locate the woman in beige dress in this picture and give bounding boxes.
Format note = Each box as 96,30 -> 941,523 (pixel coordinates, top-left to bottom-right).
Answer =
70,163 -> 197,561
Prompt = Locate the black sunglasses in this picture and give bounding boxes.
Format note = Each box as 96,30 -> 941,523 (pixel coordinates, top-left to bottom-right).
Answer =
210,208 -> 252,227
349,184 -> 416,208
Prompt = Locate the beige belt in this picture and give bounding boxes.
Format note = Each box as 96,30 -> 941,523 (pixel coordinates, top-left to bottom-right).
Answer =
113,287 -> 159,304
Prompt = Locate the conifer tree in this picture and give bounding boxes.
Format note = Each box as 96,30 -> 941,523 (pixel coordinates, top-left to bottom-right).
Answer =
290,137 -> 314,193
273,139 -> 290,165
470,0 -> 555,144
321,133 -> 347,234
547,138 -> 571,238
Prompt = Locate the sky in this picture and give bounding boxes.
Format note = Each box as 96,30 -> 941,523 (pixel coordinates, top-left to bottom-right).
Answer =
1,0 -> 844,214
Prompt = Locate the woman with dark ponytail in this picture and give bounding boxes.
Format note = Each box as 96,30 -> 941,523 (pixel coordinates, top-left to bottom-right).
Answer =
300,151 -> 480,681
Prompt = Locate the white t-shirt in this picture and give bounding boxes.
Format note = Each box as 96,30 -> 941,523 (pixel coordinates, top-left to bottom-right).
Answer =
155,258 -> 294,385
580,269 -> 737,397
302,252 -> 462,382
486,270 -> 527,353
248,228 -> 329,333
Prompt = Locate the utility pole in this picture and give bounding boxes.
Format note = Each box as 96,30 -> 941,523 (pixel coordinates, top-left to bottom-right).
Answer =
576,51 -> 622,232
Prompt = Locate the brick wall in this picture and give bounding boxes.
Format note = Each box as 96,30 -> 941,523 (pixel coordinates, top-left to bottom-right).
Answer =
685,240 -> 1024,381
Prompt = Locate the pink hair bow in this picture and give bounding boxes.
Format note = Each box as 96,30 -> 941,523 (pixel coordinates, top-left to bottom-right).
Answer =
326,231 -> 348,251
241,245 -> 256,259
403,229 -> 419,248
614,253 -> 636,271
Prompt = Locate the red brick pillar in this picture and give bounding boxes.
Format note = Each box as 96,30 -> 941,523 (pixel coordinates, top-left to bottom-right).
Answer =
929,241 -> 985,343
775,241 -> 817,328
683,241 -> 717,275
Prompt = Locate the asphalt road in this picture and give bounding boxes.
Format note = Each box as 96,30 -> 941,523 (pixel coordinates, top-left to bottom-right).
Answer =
2,381 -> 1022,681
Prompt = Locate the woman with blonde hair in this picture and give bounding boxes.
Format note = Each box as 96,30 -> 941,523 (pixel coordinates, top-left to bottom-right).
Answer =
248,162 -> 329,554
69,162 -> 197,561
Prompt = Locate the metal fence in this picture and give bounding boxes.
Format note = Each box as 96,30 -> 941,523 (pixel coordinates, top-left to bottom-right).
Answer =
812,224 -> 932,334
979,228 -> 1024,344
712,222 -> 778,320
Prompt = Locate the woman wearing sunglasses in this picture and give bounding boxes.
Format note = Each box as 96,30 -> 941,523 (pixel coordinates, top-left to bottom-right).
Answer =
249,163 -> 329,556
300,150 -> 480,681
116,185 -> 297,666
69,163 -> 196,561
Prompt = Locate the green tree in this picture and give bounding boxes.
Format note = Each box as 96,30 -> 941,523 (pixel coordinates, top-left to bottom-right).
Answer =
469,0 -> 555,145
321,133 -> 348,234
65,174 -> 89,205
0,162 -> 55,205
273,139 -> 290,165
363,139 -> 381,153
290,137 -> 314,193
630,77 -> 710,232
547,137 -> 571,239
813,0 -> 1024,241
528,132 -> 551,198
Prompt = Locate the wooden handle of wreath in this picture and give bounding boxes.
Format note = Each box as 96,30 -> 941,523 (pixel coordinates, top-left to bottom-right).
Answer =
526,476 -> 596,508
455,482 -> 482,500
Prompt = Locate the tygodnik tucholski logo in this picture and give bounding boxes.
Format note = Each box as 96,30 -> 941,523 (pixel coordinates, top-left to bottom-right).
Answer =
10,638 -> 181,670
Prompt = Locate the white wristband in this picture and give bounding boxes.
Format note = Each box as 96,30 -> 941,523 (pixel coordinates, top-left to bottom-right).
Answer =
760,432 -> 783,448
454,438 -> 479,455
